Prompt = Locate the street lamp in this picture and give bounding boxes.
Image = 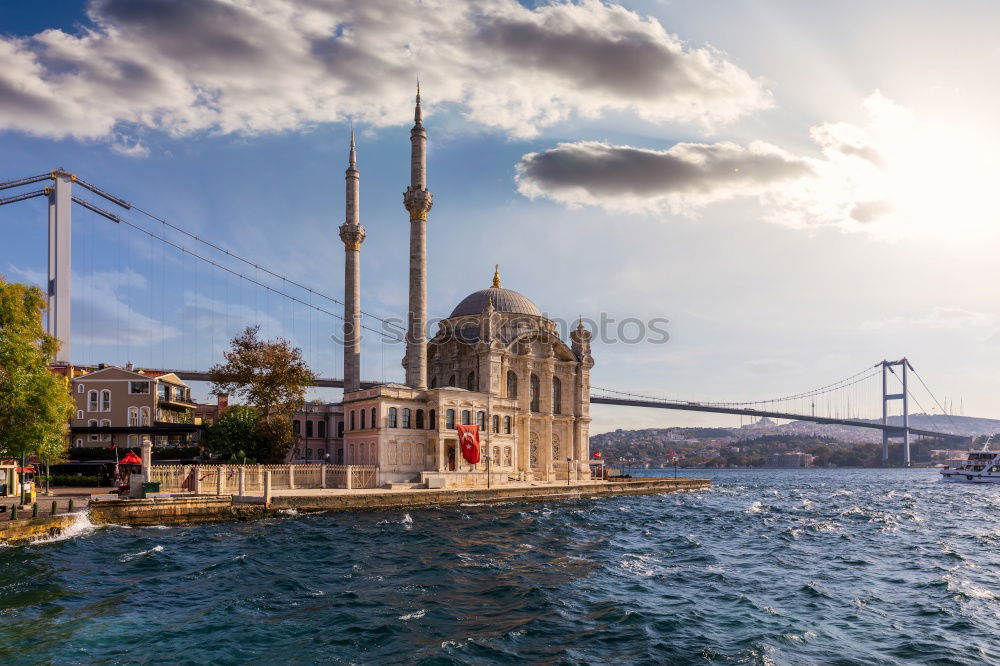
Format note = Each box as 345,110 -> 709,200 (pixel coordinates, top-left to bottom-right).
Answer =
567,457 -> 572,486
484,454 -> 491,489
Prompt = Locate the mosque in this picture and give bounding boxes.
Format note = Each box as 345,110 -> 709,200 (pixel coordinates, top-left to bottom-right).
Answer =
333,89 -> 594,487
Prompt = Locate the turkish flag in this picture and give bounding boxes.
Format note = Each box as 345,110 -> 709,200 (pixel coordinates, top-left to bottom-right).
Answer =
456,424 -> 481,464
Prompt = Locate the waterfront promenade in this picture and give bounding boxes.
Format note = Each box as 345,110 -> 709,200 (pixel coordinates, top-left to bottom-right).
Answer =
86,477 -> 710,526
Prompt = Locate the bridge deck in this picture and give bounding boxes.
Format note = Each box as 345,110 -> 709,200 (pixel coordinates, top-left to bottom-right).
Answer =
120,369 -> 967,443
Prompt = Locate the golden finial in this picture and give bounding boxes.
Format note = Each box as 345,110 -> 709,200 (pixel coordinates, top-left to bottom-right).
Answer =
491,264 -> 501,289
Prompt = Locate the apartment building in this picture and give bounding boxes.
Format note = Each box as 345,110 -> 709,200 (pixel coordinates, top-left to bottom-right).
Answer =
68,364 -> 199,447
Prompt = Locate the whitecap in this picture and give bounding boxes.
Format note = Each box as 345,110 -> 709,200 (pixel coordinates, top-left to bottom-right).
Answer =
401,513 -> 414,530
399,609 -> 426,621
120,545 -> 164,562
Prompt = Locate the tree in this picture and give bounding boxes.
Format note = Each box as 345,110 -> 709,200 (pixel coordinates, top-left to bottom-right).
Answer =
209,326 -> 314,463
205,405 -> 263,463
0,278 -> 74,501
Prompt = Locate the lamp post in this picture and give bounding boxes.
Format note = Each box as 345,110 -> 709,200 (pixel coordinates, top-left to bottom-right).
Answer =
567,457 -> 572,486
485,455 -> 491,489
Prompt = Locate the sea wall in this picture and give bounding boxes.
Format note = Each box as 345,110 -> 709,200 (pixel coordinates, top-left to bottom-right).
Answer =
88,496 -> 275,526
273,478 -> 709,512
0,514 -> 78,545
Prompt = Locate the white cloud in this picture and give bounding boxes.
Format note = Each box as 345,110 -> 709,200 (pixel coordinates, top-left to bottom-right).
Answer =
0,0 -> 770,142
861,307 -> 997,332
7,265 -> 180,345
515,91 -> 1000,240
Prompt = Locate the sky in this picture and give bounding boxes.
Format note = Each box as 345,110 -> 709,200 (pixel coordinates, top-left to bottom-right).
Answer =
2,0 -> 999,434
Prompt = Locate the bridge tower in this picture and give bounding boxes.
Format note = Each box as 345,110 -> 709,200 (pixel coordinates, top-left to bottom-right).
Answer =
881,358 -> 911,466
47,170 -> 73,364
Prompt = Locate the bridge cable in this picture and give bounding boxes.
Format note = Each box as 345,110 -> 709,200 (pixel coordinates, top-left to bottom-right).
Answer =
71,193 -> 390,337
128,202 -> 405,333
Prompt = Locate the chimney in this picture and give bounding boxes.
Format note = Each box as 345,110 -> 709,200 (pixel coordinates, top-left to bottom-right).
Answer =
125,361 -> 134,372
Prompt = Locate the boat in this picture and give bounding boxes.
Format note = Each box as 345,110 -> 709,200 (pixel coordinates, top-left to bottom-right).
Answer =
940,450 -> 1000,483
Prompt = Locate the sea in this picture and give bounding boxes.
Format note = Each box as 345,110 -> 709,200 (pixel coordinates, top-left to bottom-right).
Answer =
1,468 -> 997,665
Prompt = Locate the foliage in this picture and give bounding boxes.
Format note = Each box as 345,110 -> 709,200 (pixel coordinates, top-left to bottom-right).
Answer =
204,405 -> 264,463
0,278 -> 74,465
209,326 -> 313,463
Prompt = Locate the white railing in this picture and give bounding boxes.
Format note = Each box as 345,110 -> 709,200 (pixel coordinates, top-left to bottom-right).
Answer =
147,463 -> 379,493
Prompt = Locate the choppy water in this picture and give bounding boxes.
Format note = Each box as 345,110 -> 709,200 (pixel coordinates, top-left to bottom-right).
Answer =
1,468 -> 998,665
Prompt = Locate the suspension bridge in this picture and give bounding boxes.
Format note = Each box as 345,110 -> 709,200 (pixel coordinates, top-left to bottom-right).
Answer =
1,169 -> 971,465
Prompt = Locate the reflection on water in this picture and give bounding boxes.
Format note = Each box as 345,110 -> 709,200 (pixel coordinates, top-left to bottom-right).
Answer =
0,468 -> 997,664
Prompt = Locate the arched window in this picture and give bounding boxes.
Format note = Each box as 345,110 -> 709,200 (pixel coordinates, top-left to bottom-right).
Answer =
88,419 -> 99,441
139,406 -> 150,426
466,371 -> 476,391
77,383 -> 84,394
416,409 -> 424,429
100,389 -> 111,412
448,374 -> 456,387
446,409 -> 456,429
349,442 -> 355,463
461,410 -> 471,425
360,409 -> 366,430
506,371 -> 518,399
87,390 -> 98,412
388,407 -> 398,428
402,408 -> 411,428
504,416 -> 512,434
337,420 -> 344,437
306,420 -> 314,438
476,411 -> 486,430
429,409 -> 436,430
350,411 -> 356,430
371,407 -> 376,428
318,420 -> 326,438
493,415 -> 500,433
552,377 -> 562,414
76,410 -> 83,421
294,419 -> 301,435
530,374 -> 540,412
430,377 -> 437,389
318,448 -> 325,458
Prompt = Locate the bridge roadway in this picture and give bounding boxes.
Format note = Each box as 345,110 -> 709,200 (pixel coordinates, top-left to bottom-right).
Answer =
138,369 -> 968,443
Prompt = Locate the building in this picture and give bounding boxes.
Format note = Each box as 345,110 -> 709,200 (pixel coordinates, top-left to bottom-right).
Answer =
335,89 -> 594,487
291,402 -> 345,463
764,452 -> 815,468
68,364 -> 198,447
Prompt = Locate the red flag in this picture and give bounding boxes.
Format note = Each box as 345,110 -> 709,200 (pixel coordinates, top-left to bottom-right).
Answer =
592,451 -> 602,459
108,444 -> 115,450
456,424 -> 481,464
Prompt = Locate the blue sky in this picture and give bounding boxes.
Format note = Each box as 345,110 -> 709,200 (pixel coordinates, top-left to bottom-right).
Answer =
3,1 -> 999,433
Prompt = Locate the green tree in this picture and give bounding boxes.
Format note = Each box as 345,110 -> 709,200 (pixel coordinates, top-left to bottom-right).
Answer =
205,405 -> 263,463
209,326 -> 314,463
0,278 -> 74,502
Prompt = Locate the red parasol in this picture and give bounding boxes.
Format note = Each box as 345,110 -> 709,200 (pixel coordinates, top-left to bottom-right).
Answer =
119,451 -> 143,465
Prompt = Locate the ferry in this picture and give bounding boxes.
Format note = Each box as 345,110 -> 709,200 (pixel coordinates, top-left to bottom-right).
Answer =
940,451 -> 1000,483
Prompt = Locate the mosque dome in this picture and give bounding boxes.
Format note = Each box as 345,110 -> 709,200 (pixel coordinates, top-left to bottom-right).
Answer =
448,266 -> 542,318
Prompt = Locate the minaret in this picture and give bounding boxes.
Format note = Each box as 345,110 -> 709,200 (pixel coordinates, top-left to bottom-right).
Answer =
403,84 -> 433,389
340,130 -> 366,393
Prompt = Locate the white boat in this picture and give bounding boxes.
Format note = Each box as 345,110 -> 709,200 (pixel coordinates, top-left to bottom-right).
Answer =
940,450 -> 1000,483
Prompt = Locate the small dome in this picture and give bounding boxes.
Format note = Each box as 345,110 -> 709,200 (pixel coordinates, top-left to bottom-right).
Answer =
449,287 -> 542,318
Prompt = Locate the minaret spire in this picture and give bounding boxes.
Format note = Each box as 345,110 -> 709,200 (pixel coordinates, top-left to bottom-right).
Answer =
340,130 -> 365,393
403,82 -> 434,390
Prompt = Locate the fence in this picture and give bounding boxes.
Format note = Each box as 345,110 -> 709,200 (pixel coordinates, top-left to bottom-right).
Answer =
146,464 -> 380,494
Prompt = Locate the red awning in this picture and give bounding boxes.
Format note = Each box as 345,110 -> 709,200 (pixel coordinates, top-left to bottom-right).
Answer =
17,466 -> 36,473
119,452 -> 143,465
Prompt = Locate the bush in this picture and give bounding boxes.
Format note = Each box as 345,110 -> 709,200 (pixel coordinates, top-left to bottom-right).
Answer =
49,474 -> 103,487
